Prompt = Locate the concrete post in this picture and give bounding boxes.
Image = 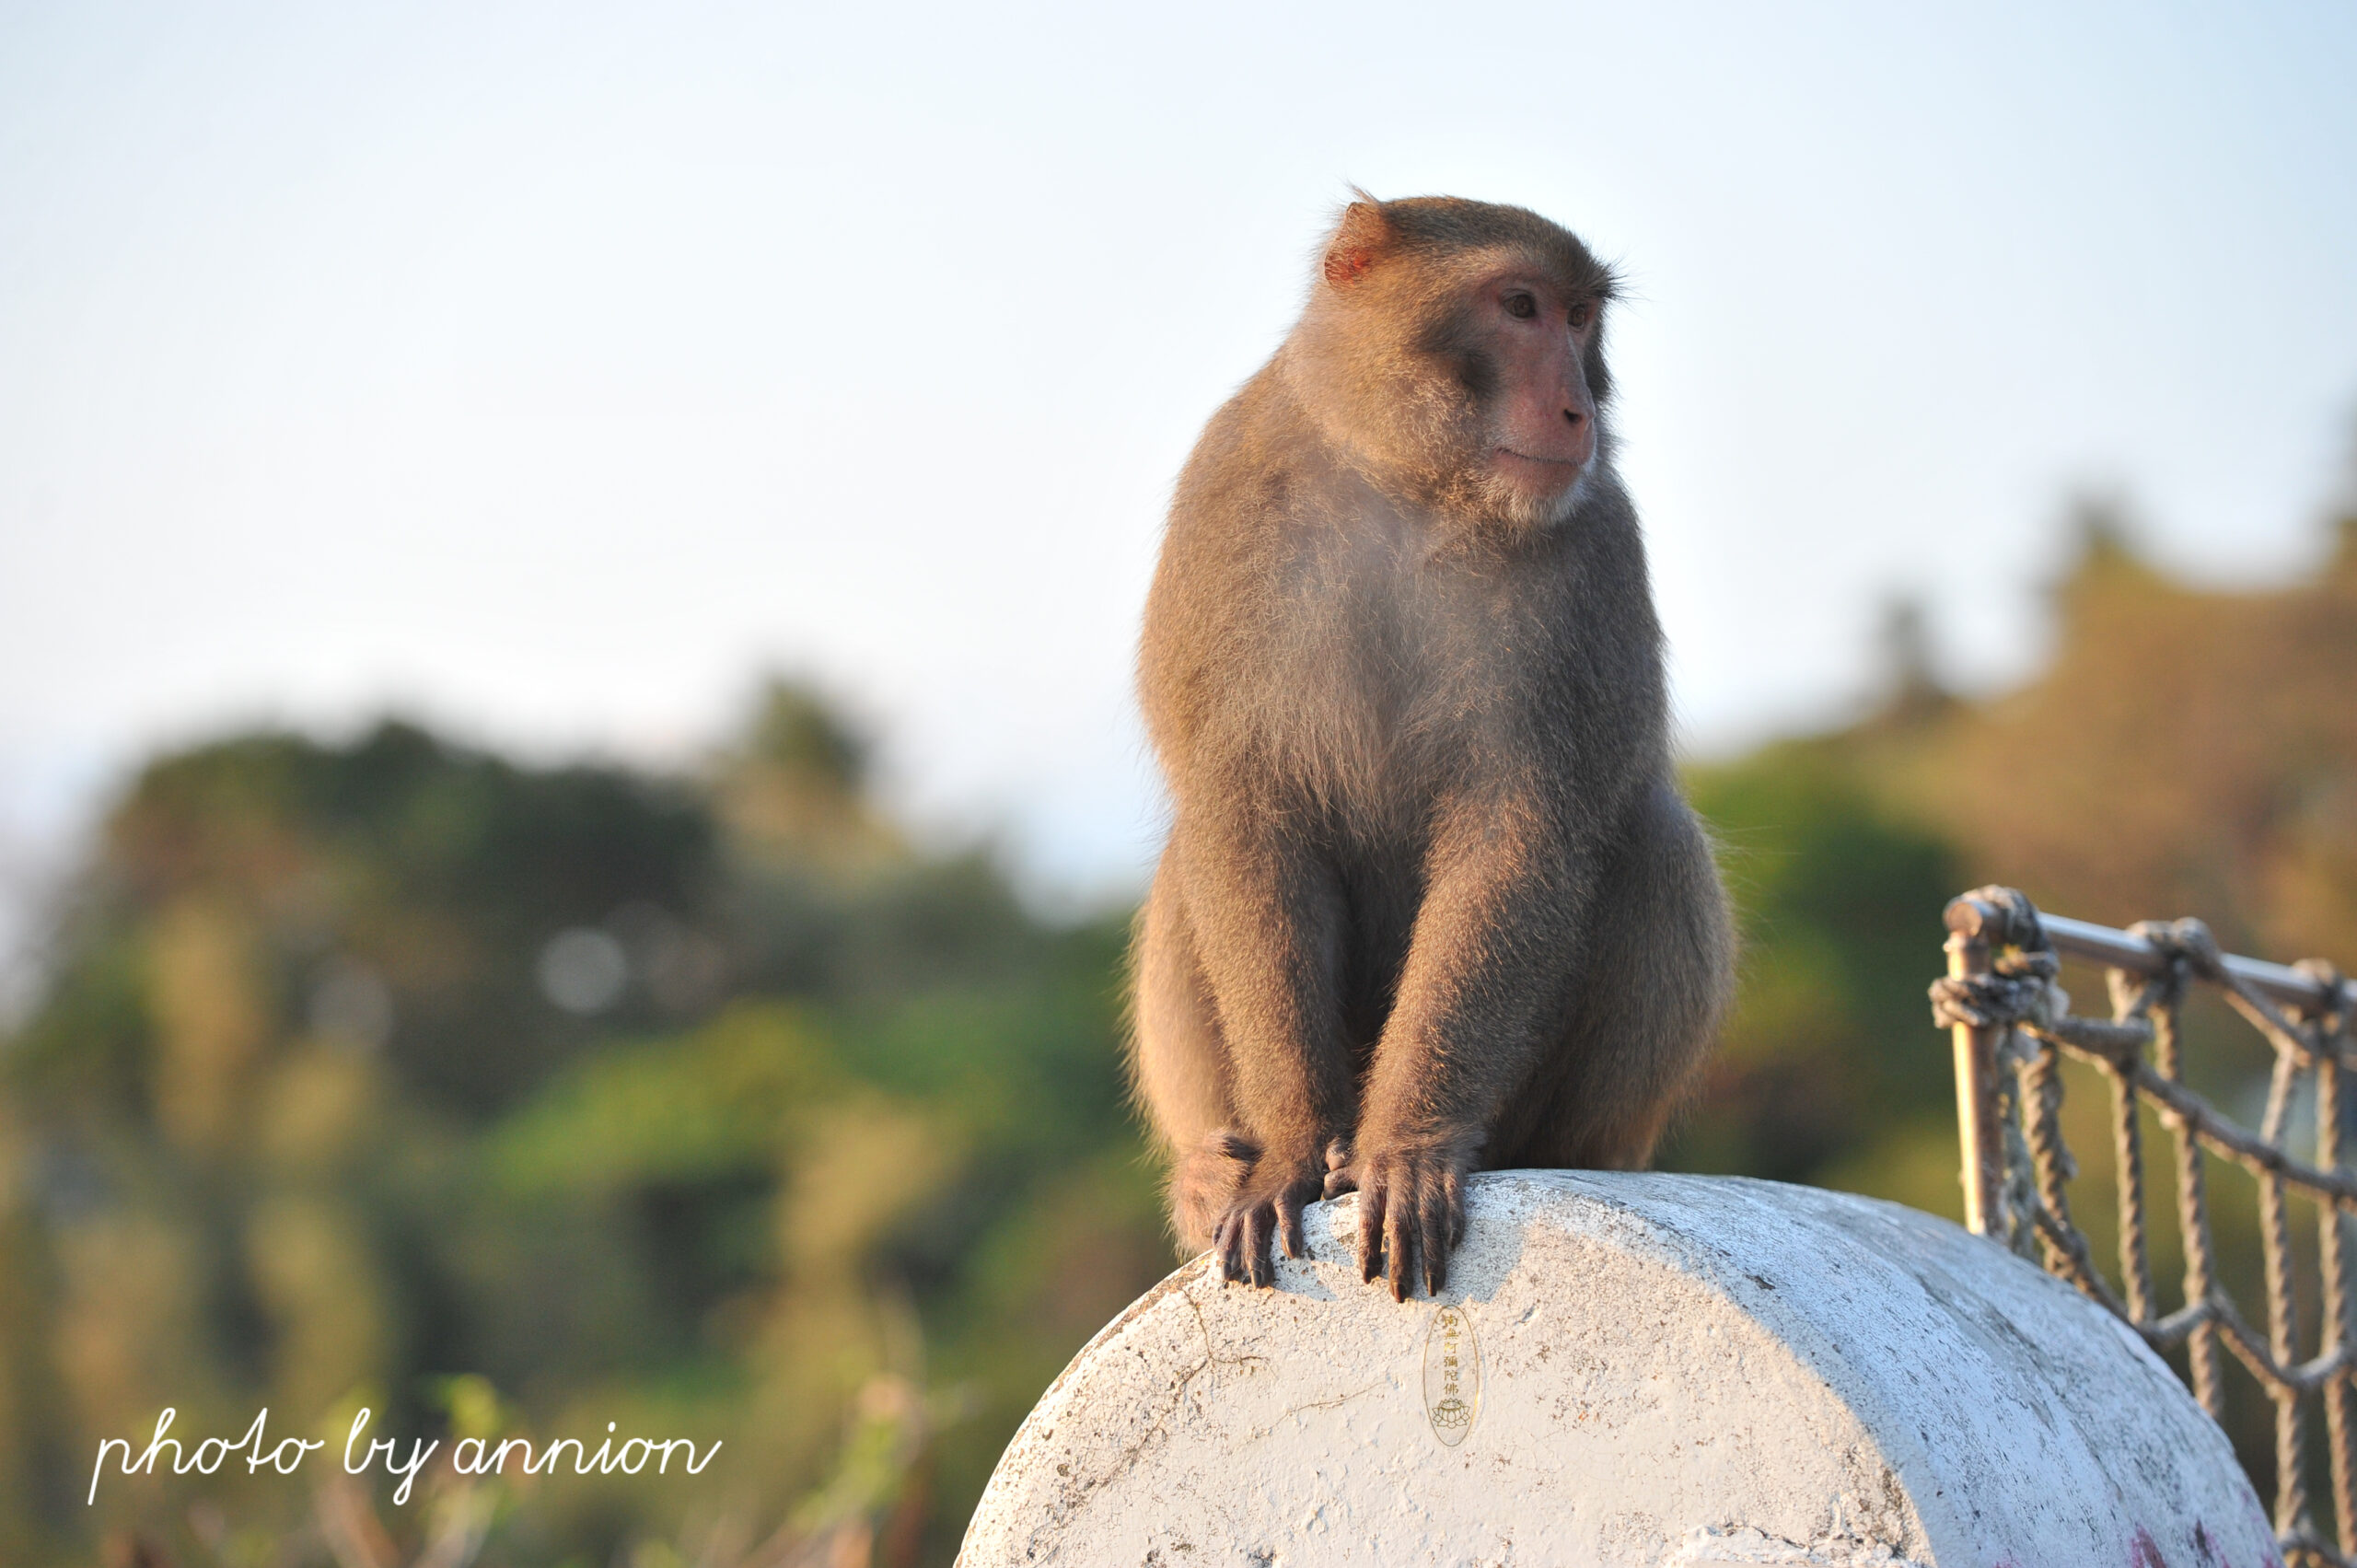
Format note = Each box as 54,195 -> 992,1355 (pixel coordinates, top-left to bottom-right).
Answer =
959,1171 -> 2275,1567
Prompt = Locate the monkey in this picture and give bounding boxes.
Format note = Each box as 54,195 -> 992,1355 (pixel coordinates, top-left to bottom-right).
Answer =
1128,193 -> 1735,1302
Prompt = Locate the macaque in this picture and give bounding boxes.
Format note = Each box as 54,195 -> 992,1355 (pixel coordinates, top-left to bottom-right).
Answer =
1129,194 -> 1734,1300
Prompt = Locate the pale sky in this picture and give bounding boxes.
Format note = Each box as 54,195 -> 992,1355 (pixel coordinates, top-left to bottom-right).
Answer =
3,0 -> 2354,937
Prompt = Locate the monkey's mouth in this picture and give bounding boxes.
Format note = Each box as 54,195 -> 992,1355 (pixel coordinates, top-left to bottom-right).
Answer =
1494,447 -> 1585,470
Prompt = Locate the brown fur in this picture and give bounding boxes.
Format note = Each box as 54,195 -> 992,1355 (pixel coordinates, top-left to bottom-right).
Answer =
1130,194 -> 1736,1299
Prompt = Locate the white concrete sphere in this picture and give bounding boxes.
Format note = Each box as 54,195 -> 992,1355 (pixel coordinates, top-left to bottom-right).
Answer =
958,1171 -> 2275,1567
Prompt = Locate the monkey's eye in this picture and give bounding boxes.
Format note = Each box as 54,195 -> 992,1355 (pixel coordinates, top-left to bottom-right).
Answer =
1568,301 -> 1595,329
1503,292 -> 1538,320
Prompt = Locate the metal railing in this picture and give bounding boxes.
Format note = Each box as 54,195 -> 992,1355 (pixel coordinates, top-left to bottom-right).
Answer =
1934,886 -> 2357,1567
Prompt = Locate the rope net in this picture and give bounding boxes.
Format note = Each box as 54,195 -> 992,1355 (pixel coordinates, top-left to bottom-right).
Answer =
1933,886 -> 2357,1567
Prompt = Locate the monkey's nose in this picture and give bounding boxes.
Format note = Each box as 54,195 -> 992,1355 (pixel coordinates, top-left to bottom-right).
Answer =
1562,408 -> 1586,427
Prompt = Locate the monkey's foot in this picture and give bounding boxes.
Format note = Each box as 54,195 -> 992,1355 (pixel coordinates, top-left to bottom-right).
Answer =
1185,1132 -> 1325,1289
1336,1141 -> 1468,1301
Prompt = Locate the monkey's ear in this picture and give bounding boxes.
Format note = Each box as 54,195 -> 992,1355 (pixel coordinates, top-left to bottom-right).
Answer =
1321,200 -> 1393,290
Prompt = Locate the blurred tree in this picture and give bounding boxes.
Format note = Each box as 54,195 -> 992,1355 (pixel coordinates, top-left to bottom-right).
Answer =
0,689 -> 1163,1568
1877,503 -> 2357,965
1664,702 -> 1963,1191
1667,503 -> 2357,1216
717,678 -> 900,877
12,721 -> 717,1121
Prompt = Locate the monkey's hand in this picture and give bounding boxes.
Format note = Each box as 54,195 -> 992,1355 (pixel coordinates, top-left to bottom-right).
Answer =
1188,1131 -> 1326,1288
1334,1137 -> 1469,1301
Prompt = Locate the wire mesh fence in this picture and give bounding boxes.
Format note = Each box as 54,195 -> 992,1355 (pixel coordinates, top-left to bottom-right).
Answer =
1933,886 -> 2357,1567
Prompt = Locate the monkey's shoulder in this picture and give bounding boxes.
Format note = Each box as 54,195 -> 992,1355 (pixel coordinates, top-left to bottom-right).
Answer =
1165,390 -> 1325,545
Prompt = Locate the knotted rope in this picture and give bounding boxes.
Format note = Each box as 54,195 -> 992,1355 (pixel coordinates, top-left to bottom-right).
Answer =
1931,887 -> 2356,1566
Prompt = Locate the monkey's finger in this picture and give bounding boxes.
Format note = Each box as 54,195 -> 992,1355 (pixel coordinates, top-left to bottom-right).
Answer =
1277,1189 -> 1307,1260
1325,1138 -> 1352,1173
1322,1167 -> 1357,1200
1384,1186 -> 1412,1302
1445,1169 -> 1467,1251
1420,1179 -> 1451,1296
1246,1206 -> 1275,1288
1214,1214 -> 1244,1283
1357,1185 -> 1387,1284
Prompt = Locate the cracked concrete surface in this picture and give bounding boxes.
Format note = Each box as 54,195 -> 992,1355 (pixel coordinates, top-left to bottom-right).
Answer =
957,1172 -> 2277,1567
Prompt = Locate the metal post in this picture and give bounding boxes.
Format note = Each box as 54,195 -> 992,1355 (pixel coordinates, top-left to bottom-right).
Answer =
1945,896 -> 2005,1237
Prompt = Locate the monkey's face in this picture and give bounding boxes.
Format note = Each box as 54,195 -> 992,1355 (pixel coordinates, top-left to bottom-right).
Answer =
1446,271 -> 1603,529
1287,239 -> 1611,540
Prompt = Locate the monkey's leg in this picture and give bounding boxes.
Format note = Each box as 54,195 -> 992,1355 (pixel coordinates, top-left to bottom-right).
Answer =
1168,802 -> 1355,1288
1488,778 -> 1735,1171
1337,781 -> 1599,1300
1131,854 -> 1243,1254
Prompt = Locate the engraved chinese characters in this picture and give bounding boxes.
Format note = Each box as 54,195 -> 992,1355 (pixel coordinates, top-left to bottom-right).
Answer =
1422,1305 -> 1480,1446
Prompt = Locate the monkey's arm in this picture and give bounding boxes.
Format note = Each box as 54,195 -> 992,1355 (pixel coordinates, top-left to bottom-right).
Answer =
1343,781 -> 1597,1299
1170,782 -> 1356,1286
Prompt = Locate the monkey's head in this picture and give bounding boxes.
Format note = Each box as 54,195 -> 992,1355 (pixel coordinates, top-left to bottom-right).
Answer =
1281,194 -> 1620,539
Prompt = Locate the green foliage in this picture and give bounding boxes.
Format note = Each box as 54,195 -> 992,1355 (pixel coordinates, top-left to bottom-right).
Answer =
742,679 -> 872,793
483,1005 -> 842,1199
1666,742 -> 1962,1190
0,683 -> 1163,1567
